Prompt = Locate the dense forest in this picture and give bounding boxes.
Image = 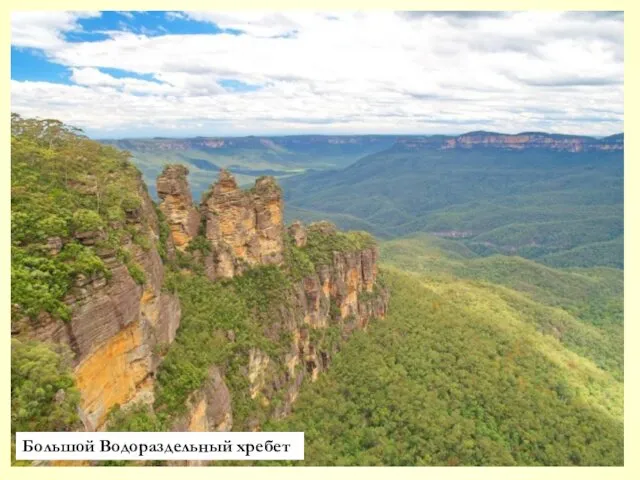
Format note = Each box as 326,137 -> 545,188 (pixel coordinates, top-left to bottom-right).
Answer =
264,267 -> 623,466
281,145 -> 623,269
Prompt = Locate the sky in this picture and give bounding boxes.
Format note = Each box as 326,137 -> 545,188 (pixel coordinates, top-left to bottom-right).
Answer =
11,11 -> 624,138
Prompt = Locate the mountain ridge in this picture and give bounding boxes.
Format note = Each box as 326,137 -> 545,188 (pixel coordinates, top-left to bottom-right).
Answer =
103,131 -> 624,150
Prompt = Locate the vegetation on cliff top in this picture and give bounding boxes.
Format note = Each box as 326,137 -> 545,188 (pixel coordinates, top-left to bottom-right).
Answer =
302,221 -> 376,266
11,114 -> 150,323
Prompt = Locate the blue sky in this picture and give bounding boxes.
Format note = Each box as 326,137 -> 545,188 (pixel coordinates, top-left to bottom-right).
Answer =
11,11 -> 623,138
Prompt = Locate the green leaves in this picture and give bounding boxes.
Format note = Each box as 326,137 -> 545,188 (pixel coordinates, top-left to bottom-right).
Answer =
303,225 -> 376,267
11,246 -> 73,321
11,339 -> 81,433
126,263 -> 146,285
11,114 -> 152,324
71,209 -> 104,233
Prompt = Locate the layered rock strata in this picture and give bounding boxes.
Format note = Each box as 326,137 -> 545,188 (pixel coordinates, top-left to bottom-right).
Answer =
156,165 -> 201,250
13,177 -> 182,431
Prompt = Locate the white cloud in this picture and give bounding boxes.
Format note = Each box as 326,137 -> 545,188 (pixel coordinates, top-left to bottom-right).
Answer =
70,67 -> 185,95
10,11 -> 624,136
11,11 -> 100,49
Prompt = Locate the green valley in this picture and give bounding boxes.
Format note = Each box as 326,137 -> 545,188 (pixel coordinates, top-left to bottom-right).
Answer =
282,138 -> 623,269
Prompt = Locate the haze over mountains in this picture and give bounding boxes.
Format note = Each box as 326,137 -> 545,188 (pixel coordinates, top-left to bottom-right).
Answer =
102,135 -> 398,199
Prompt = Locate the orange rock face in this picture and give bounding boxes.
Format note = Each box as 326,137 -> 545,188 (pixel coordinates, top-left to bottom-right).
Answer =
157,165 -> 201,250
74,321 -> 151,429
250,224 -> 389,423
16,177 -> 182,432
17,164 -> 388,438
200,170 -> 284,279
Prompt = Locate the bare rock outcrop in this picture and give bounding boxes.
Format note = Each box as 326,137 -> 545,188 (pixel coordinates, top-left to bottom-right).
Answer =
157,165 -> 201,250
200,169 -> 284,279
174,366 -> 233,433
288,221 -> 307,247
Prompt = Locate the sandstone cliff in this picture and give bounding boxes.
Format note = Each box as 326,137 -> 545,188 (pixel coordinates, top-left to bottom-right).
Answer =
14,163 -> 388,439
155,168 -> 389,434
157,165 -> 201,250
13,174 -> 182,431
198,170 -> 284,279
175,225 -> 389,434
396,131 -> 624,152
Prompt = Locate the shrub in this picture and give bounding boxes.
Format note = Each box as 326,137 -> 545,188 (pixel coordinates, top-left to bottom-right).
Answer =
11,338 -> 81,433
71,209 -> 104,233
127,263 -> 146,285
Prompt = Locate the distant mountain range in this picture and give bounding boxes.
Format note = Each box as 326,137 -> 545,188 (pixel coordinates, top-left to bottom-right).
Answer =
393,131 -> 623,152
103,130 -> 623,155
101,131 -> 623,202
279,133 -> 623,268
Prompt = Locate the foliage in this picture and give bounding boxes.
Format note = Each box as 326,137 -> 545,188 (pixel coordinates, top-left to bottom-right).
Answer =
107,403 -> 165,432
11,338 -> 81,433
154,205 -> 171,261
185,234 -> 212,254
380,233 -> 624,380
127,263 -> 146,285
71,209 -> 105,233
154,267 -> 295,428
283,234 -> 315,279
11,243 -> 108,321
11,114 -> 153,323
303,223 -> 376,266
263,269 -> 623,466
282,146 -> 623,268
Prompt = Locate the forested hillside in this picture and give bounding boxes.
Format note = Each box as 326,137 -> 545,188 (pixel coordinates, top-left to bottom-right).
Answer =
282,140 -> 623,268
10,115 -> 390,465
261,236 -> 623,466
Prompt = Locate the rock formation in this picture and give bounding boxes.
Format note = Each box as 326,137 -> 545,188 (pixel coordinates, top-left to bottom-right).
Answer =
157,165 -> 201,250
199,169 -> 284,279
153,168 -> 390,433
15,164 -> 388,438
178,235 -> 389,430
288,221 -> 307,247
173,366 -> 232,433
